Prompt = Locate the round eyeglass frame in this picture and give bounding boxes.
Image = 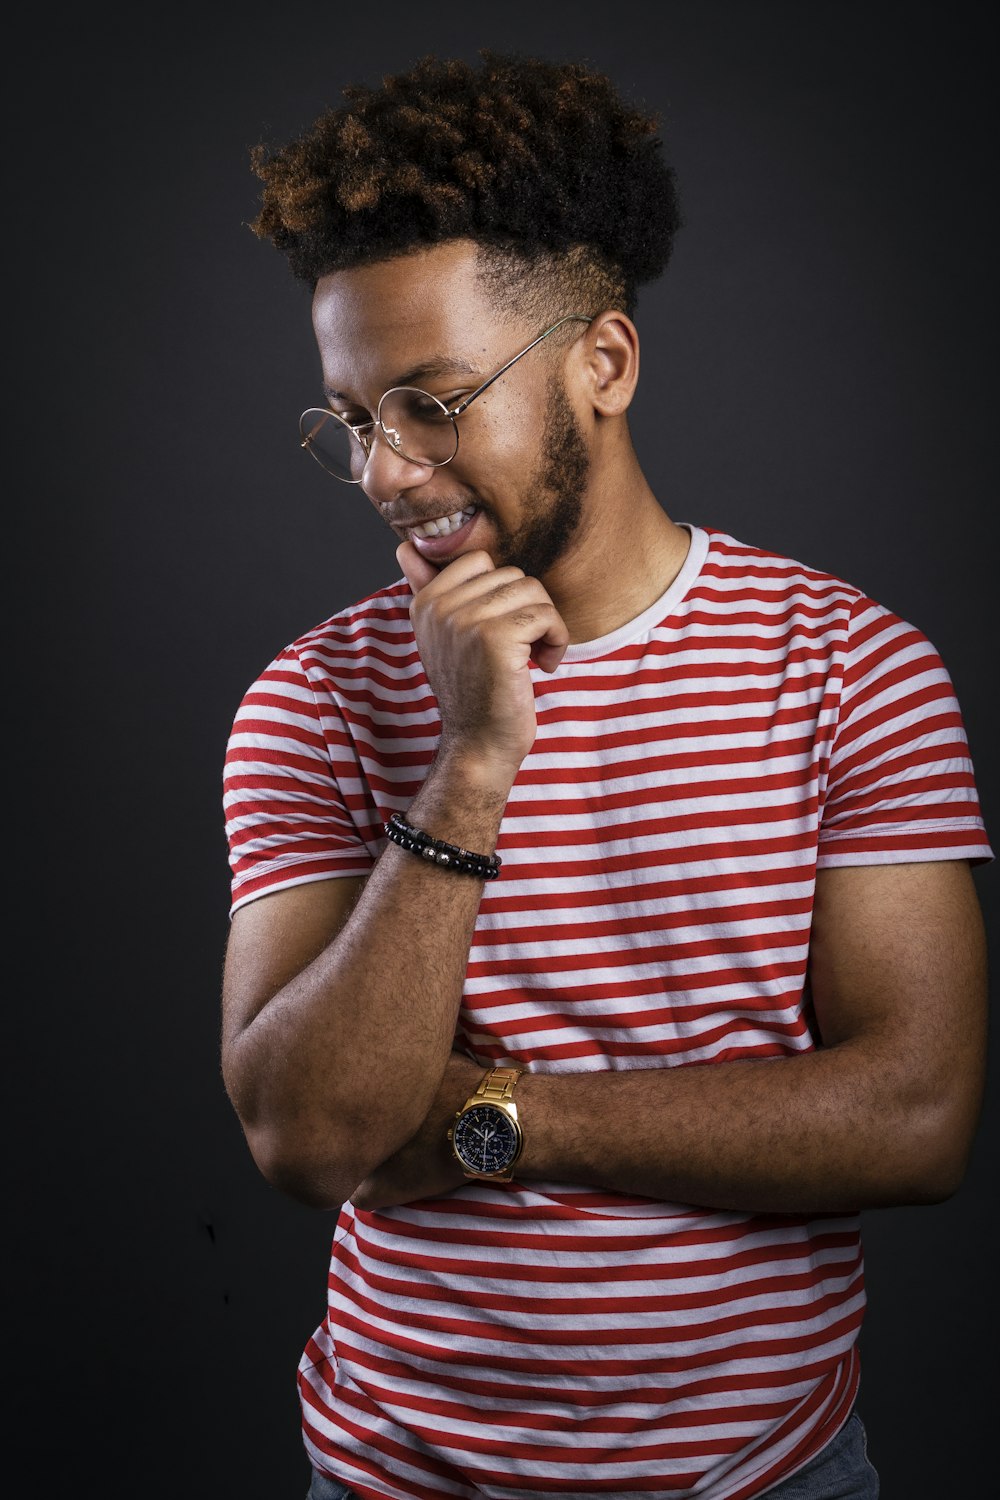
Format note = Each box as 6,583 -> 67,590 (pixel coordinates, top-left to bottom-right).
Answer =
299,385 -> 458,481
298,313 -> 592,484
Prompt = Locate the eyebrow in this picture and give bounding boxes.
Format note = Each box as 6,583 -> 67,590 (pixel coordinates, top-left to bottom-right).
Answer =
324,355 -> 482,403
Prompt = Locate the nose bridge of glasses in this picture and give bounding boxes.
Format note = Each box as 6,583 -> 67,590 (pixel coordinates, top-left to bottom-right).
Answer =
360,411 -> 439,488
377,414 -> 405,454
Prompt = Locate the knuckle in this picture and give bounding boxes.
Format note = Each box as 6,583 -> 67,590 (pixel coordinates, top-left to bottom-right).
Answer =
462,549 -> 495,576
450,598 -> 477,628
515,599 -> 555,625
491,578 -> 525,603
495,573 -> 537,603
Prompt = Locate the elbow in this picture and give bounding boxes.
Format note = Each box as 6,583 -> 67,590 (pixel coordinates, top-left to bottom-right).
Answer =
238,1101 -> 421,1210
243,1121 -> 364,1211
222,1046 -> 437,1208
906,1138 -> 974,1206
225,1080 -> 372,1209
890,1099 -> 979,1206
222,1055 -> 409,1210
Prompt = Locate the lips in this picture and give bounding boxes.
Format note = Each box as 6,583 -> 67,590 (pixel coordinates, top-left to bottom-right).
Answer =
406,506 -> 482,561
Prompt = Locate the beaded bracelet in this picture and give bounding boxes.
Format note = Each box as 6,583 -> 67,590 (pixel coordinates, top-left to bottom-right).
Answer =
383,810 -> 502,880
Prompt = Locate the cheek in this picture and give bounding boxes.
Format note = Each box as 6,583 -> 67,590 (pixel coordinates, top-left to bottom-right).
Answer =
465,390 -> 545,471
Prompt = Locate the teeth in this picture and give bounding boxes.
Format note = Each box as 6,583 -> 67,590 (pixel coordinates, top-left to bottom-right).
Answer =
411,506 -> 476,539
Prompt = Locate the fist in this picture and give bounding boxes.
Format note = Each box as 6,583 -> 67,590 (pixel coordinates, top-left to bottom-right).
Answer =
396,541 -> 570,777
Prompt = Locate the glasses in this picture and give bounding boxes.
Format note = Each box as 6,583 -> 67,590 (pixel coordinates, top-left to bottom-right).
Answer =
298,314 -> 591,484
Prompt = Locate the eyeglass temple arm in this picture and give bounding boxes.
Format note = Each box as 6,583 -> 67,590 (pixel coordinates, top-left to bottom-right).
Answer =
448,315 -> 592,418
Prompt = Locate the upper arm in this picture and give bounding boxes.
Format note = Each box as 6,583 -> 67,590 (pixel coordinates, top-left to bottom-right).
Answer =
221,876 -> 367,1063
807,858 -> 989,1189
221,640 -> 375,1074
816,596 -> 993,870
223,642 -> 375,918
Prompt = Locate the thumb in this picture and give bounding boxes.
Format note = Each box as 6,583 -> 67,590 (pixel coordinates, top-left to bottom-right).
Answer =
396,539 -> 439,597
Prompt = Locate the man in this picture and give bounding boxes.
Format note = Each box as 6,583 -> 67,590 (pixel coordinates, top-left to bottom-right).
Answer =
221,52 -> 992,1500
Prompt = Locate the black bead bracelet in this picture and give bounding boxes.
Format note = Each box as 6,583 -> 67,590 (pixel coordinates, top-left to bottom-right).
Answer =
384,811 -> 502,880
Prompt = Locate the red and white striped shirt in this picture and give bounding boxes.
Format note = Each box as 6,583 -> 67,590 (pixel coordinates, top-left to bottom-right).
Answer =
223,522 -> 993,1499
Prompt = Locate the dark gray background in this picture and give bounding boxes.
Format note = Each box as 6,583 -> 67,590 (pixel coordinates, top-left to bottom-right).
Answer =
14,2 -> 996,1495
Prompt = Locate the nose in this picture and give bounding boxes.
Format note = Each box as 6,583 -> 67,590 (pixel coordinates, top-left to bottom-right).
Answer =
360,426 -> 437,503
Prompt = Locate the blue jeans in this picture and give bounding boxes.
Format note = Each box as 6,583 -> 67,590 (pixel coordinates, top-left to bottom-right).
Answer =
306,1410 -> 878,1498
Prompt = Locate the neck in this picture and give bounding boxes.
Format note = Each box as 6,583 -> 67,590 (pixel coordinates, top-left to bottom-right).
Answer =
541,449 -> 691,644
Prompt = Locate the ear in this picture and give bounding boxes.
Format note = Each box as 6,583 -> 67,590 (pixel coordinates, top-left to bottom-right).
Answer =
575,310 -> 640,417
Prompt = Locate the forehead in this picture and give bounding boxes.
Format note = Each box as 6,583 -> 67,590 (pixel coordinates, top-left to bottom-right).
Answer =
311,240 -> 503,395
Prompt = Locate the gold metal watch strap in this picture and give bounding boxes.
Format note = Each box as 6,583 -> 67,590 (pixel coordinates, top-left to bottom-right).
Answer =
473,1066 -> 522,1104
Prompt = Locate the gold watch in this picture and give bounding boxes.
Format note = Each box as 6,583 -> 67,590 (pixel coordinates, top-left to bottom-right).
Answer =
447,1067 -> 524,1182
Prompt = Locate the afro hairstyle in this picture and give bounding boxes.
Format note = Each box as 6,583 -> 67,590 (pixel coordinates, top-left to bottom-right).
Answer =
250,51 -> 683,321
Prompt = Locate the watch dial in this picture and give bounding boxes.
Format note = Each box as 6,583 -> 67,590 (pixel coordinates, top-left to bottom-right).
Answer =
453,1105 -> 519,1174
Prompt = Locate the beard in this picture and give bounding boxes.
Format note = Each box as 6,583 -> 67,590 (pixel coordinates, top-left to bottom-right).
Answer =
485,375 -> 590,579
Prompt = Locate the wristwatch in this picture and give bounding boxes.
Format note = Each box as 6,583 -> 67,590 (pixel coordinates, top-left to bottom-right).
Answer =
447,1066 -> 524,1182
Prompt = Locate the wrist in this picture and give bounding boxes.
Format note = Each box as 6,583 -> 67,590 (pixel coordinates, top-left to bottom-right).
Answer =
433,739 -> 521,797
384,811 -> 502,880
448,1063 -> 526,1182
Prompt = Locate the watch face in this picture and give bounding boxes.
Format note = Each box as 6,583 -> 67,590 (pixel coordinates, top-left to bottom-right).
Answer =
452,1104 -> 520,1175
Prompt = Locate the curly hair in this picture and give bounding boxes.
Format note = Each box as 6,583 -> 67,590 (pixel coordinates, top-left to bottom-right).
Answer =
250,51 -> 682,320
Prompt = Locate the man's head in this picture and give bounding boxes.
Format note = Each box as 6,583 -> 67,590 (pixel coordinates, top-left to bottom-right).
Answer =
251,53 -> 682,578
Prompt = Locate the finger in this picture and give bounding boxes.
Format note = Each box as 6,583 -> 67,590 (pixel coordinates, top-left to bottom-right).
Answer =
531,640 -> 569,673
432,564 -> 528,609
446,579 -> 569,673
529,610 -> 571,673
452,578 -> 569,668
397,542 -> 500,598
396,540 -> 439,596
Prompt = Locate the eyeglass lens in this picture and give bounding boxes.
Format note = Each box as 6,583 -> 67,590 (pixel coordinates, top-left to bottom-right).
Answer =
300,388 -> 459,481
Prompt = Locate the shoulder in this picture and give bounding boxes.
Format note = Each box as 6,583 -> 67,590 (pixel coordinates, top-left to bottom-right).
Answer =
264,578 -> 420,697
230,577 -> 416,722
699,524 -> 867,607
694,524 -> 881,659
693,525 -> 948,684
698,523 -> 939,638
290,577 -> 415,663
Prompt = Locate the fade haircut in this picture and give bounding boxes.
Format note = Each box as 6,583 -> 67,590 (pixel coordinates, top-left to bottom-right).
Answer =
250,51 -> 683,323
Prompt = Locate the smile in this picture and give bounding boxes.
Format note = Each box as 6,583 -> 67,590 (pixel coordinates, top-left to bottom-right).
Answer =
408,505 -> 478,539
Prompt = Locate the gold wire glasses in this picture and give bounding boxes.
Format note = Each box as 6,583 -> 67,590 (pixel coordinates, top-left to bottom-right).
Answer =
298,314 -> 592,483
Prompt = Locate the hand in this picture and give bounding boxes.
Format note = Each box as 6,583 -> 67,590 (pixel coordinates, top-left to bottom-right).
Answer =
396,540 -> 570,778
350,1050 -> 484,1212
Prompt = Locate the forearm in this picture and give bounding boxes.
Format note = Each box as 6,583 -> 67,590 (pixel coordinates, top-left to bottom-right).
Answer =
227,752 -> 509,1205
515,1039 -> 968,1212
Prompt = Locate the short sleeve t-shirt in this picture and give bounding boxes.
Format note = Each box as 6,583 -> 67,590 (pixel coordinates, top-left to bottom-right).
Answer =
222,523 -> 992,1500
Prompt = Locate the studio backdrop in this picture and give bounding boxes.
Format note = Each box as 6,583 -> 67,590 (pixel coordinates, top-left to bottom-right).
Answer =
14,4 -> 996,1496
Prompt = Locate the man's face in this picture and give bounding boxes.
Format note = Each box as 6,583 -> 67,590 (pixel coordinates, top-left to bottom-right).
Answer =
310,240 -> 591,579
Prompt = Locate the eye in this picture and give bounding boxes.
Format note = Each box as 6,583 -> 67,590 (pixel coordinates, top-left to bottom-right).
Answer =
406,393 -> 455,422
331,408 -> 373,430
